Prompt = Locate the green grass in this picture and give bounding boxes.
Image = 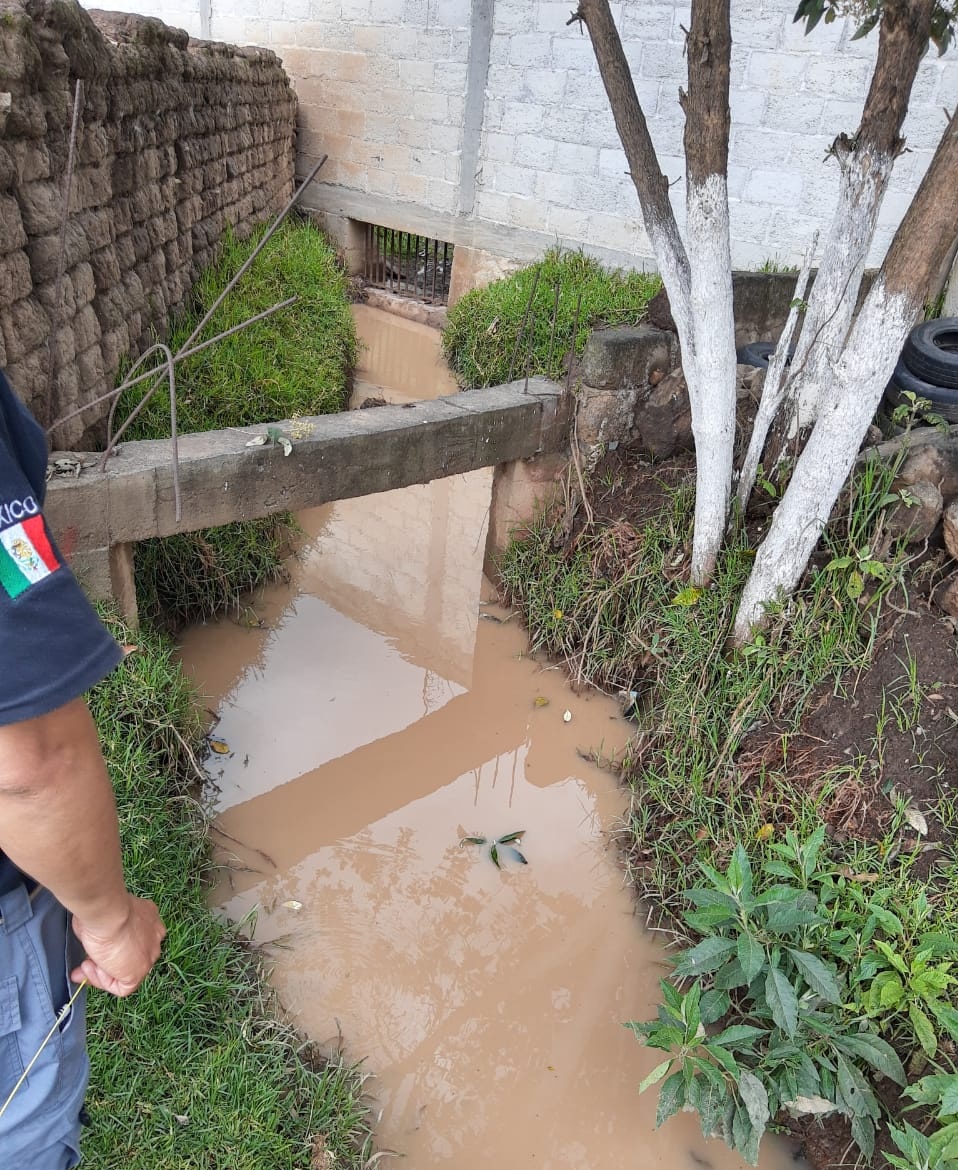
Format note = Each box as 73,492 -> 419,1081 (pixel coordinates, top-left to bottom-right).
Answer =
115,218 -> 357,626
498,465 -> 910,915
441,247 -> 660,389
85,612 -> 374,1169
499,460 -> 958,1161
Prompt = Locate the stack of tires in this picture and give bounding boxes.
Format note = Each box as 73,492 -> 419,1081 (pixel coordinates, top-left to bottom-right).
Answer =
887,318 -> 958,423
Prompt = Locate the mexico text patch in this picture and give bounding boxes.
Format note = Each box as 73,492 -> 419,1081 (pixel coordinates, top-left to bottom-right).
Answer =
0,515 -> 61,598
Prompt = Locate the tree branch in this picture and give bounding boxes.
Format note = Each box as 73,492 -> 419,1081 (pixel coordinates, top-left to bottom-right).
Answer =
574,0 -> 691,330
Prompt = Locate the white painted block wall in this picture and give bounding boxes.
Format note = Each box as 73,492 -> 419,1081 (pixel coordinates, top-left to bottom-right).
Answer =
81,0 -> 958,273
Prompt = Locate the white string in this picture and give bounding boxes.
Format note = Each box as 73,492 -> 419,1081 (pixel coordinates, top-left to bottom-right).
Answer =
0,979 -> 88,1120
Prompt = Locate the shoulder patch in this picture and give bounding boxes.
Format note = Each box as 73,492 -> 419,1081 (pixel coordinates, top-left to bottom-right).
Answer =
0,516 -> 61,598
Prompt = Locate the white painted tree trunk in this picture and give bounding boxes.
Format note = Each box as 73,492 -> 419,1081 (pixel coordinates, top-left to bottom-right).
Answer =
685,174 -> 737,584
782,150 -> 894,431
733,278 -> 915,641
737,234 -> 817,511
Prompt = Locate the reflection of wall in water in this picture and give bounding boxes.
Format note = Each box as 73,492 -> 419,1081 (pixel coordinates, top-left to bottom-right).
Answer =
297,468 -> 492,690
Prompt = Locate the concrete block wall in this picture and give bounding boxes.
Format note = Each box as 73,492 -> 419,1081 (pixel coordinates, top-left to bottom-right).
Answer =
478,0 -> 956,269
1,0 -> 294,446
78,0 -> 958,284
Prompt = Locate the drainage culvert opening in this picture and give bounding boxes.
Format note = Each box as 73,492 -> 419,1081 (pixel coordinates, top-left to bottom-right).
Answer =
362,222 -> 453,304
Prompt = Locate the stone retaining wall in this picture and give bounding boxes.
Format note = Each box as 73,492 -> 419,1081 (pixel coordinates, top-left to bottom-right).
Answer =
0,1 -> 295,446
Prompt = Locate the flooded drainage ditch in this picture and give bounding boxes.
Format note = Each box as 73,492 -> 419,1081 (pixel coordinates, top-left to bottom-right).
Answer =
178,307 -> 802,1170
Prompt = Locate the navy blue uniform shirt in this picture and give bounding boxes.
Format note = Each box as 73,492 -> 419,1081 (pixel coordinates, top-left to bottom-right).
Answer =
0,369 -> 122,727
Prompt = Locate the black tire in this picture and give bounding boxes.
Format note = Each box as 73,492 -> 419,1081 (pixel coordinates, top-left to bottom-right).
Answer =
736,341 -> 795,369
902,317 -> 958,389
885,358 -> 958,424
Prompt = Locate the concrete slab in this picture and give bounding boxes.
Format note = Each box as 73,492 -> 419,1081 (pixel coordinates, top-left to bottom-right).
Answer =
46,379 -> 570,550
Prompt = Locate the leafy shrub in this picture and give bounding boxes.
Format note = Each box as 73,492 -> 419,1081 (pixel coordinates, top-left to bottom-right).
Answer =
114,218 -> 357,626
441,247 -> 660,389
889,1075 -> 958,1170
629,830 -> 958,1165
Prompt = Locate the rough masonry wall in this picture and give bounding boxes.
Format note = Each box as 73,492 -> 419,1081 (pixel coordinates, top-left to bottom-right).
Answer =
0,1 -> 294,446
79,0 -> 958,275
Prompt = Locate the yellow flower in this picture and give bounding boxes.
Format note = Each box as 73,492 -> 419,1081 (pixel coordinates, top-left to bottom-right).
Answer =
756,824 -> 775,842
552,608 -> 564,620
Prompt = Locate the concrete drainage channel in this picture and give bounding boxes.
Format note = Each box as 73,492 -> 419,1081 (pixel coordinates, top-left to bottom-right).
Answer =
177,305 -> 806,1170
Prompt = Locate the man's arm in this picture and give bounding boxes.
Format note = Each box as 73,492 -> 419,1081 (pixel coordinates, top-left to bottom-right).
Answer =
0,696 -> 165,996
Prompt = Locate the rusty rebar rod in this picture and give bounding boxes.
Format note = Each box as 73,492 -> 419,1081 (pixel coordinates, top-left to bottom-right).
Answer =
47,296 -> 297,438
99,154 -> 328,474
507,264 -> 541,384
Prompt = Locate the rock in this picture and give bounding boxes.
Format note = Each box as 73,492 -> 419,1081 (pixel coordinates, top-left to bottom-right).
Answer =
944,499 -> 958,561
645,287 -> 676,333
580,325 -> 673,391
884,479 -> 943,546
737,362 -> 766,401
634,368 -> 692,460
576,382 -> 641,449
899,440 -> 958,502
938,572 -> 958,621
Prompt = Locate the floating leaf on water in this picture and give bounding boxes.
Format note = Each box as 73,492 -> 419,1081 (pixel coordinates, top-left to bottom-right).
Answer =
497,831 -> 525,844
459,836 -> 487,846
490,843 -> 500,869
281,900 -> 303,912
563,709 -> 572,723
904,807 -> 928,835
245,433 -> 268,447
670,585 -> 703,607
534,696 -> 550,708
208,738 -> 231,755
507,847 -> 528,865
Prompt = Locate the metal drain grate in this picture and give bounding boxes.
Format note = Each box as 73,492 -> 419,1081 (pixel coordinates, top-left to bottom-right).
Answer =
362,223 -> 454,304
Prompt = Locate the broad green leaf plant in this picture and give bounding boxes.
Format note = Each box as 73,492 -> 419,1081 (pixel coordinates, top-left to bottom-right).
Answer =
627,829 -> 958,1164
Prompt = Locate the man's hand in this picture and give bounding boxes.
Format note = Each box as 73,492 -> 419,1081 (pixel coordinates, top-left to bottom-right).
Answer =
0,699 -> 165,1000
70,894 -> 166,997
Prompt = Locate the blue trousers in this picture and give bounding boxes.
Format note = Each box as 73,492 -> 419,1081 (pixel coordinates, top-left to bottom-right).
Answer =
0,867 -> 87,1170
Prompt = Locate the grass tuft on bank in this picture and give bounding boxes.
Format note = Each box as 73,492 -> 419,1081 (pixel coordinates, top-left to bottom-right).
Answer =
115,217 -> 357,626
441,248 -> 660,389
84,612 -> 373,1170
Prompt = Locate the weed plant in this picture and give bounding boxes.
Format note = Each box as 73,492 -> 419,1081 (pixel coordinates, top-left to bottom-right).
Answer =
84,612 -> 373,1169
115,218 -> 357,625
441,248 -> 660,388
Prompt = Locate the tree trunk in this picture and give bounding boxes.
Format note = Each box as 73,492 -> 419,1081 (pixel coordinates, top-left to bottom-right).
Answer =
771,0 -> 934,443
681,0 -> 736,584
734,108 -> 958,642
573,0 -> 692,347
737,235 -> 817,511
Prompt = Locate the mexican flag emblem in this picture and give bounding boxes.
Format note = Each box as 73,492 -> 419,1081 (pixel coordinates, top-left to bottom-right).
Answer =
0,516 -> 61,599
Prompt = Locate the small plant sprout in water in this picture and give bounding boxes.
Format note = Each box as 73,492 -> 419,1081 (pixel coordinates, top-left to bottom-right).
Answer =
459,830 -> 528,869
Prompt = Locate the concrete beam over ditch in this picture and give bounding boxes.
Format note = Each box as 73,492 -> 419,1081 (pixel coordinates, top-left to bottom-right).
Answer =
45,378 -> 570,616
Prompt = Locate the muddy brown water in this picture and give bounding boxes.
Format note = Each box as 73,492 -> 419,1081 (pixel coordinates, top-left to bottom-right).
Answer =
178,307 -> 803,1170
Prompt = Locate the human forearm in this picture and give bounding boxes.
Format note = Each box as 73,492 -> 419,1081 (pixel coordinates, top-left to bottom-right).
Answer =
0,697 -> 129,927
0,696 -> 165,994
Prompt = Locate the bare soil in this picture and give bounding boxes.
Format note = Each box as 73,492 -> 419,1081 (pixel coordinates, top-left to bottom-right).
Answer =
589,441 -> 958,1170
